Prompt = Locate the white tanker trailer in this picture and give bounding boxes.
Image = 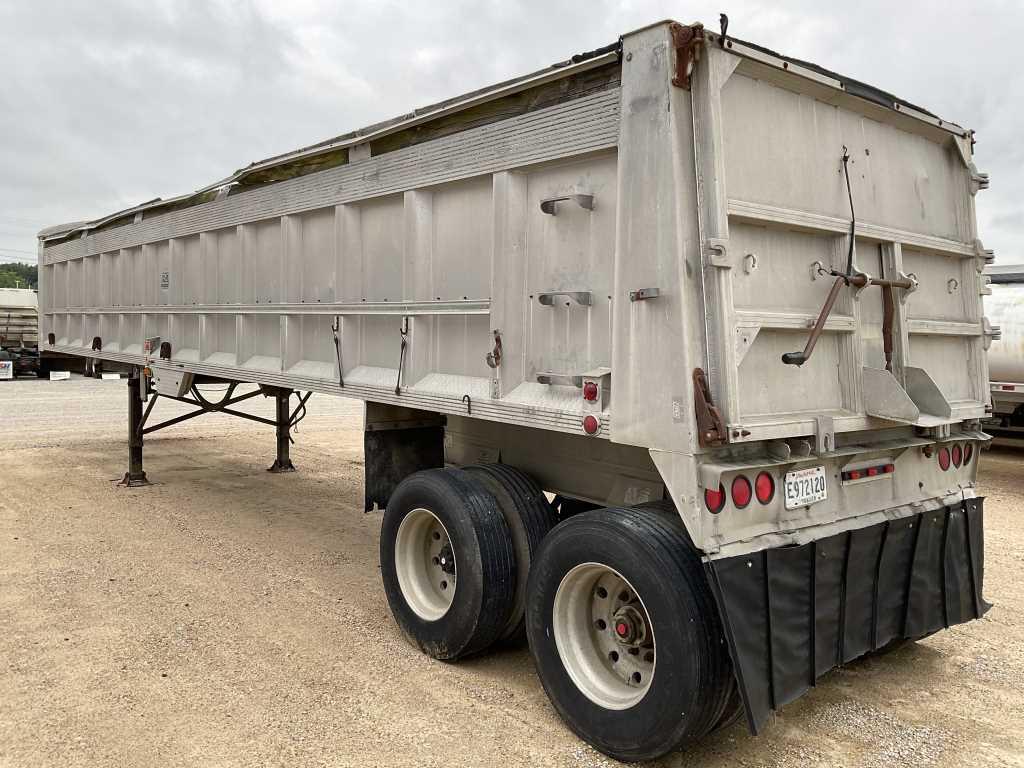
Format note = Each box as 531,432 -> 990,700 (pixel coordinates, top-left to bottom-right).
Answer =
987,265 -> 1024,429
37,19 -> 997,761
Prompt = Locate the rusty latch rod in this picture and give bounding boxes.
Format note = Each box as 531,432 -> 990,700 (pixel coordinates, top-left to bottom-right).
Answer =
782,146 -> 913,369
781,273 -> 913,368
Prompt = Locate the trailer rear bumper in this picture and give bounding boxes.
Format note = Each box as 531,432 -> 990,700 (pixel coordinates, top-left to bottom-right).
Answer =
708,497 -> 989,734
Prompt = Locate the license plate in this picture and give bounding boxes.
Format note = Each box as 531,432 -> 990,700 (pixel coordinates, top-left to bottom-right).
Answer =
784,466 -> 827,510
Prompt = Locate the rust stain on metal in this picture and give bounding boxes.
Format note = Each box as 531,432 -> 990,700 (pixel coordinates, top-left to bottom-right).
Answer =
669,22 -> 705,90
693,367 -> 727,447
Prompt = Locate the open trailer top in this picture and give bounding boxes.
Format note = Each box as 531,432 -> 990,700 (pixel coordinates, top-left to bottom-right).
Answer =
38,19 -> 994,761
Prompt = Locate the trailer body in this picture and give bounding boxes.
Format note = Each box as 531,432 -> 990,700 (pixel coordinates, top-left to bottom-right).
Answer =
0,288 -> 38,347
986,265 -> 1024,427
0,288 -> 40,377
38,20 -> 993,757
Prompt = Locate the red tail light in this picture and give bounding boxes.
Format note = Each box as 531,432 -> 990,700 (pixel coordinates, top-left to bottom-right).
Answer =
754,472 -> 775,504
951,443 -> 963,468
938,446 -> 951,471
704,485 -> 726,514
582,415 -> 599,435
843,462 -> 897,482
964,443 -> 974,464
582,382 -> 599,401
731,476 -> 752,509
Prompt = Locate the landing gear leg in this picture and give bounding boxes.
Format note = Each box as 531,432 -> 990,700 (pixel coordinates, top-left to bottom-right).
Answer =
267,388 -> 296,473
120,368 -> 151,487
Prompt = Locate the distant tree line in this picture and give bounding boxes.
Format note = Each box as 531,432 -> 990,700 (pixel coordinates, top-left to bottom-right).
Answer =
0,263 -> 38,289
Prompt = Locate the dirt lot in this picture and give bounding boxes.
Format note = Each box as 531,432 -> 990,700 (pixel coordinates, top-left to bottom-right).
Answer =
1,377 -> 1022,768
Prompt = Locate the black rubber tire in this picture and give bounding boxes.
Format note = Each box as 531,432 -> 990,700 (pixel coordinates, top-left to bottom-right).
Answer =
462,464 -> 558,642
712,686 -> 746,732
380,468 -> 515,660
526,507 -> 734,762
630,498 -> 745,733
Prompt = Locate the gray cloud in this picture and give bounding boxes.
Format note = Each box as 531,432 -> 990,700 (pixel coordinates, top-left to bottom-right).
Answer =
0,0 -> 1019,264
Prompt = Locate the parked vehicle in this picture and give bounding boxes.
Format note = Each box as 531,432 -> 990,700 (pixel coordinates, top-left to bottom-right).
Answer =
0,288 -> 40,376
36,19 -> 994,761
986,265 -> 1024,432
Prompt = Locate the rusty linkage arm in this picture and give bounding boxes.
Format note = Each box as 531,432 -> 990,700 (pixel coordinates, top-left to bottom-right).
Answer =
782,146 -> 913,369
781,275 -> 847,367
781,272 -> 913,368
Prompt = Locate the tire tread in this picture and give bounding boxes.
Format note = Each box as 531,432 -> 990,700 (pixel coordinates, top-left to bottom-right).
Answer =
462,463 -> 558,641
526,505 -> 736,760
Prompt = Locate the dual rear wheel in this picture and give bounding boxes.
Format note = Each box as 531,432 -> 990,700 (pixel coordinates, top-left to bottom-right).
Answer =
379,472 -> 740,761
380,465 -> 556,659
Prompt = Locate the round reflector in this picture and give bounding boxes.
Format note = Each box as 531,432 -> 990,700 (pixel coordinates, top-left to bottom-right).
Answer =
951,443 -> 963,468
582,382 -> 599,401
964,443 -> 973,464
582,415 -> 600,435
731,475 -> 752,509
754,472 -> 775,504
938,446 -> 951,471
704,485 -> 726,514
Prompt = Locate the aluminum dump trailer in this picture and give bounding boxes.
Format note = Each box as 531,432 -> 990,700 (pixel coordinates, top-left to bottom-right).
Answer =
986,265 -> 1024,428
38,20 -> 995,761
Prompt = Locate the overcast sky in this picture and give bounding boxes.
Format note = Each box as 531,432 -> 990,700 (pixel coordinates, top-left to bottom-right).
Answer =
1,0 -> 1020,266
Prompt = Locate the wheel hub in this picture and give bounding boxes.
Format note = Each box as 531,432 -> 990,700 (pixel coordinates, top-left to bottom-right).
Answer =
394,508 -> 457,621
438,544 -> 456,575
611,605 -> 648,646
551,563 -> 656,710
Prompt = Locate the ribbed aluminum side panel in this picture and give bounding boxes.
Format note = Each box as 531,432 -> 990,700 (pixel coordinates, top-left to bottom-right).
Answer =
42,89 -> 620,265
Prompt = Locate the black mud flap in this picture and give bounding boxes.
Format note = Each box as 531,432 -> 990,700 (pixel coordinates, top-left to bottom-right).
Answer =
707,498 -> 990,735
363,426 -> 444,512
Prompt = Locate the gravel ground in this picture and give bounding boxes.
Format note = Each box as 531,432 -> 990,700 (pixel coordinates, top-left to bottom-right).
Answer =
1,377 -> 1022,767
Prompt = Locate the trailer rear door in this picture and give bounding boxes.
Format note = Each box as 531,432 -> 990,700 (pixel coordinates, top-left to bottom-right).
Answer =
692,45 -> 989,444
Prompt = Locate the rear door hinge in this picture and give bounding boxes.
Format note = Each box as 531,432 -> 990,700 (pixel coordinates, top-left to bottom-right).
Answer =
693,367 -> 727,447
669,22 -> 705,90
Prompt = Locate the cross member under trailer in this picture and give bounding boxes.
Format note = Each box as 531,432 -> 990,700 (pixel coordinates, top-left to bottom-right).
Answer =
119,366 -> 312,485
39,15 -> 994,764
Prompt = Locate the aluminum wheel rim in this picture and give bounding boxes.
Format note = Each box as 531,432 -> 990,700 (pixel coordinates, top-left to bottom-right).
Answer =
395,507 -> 457,621
552,562 -> 656,710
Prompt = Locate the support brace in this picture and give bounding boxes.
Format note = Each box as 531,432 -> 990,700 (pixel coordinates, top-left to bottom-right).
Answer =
117,378 -> 311,486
